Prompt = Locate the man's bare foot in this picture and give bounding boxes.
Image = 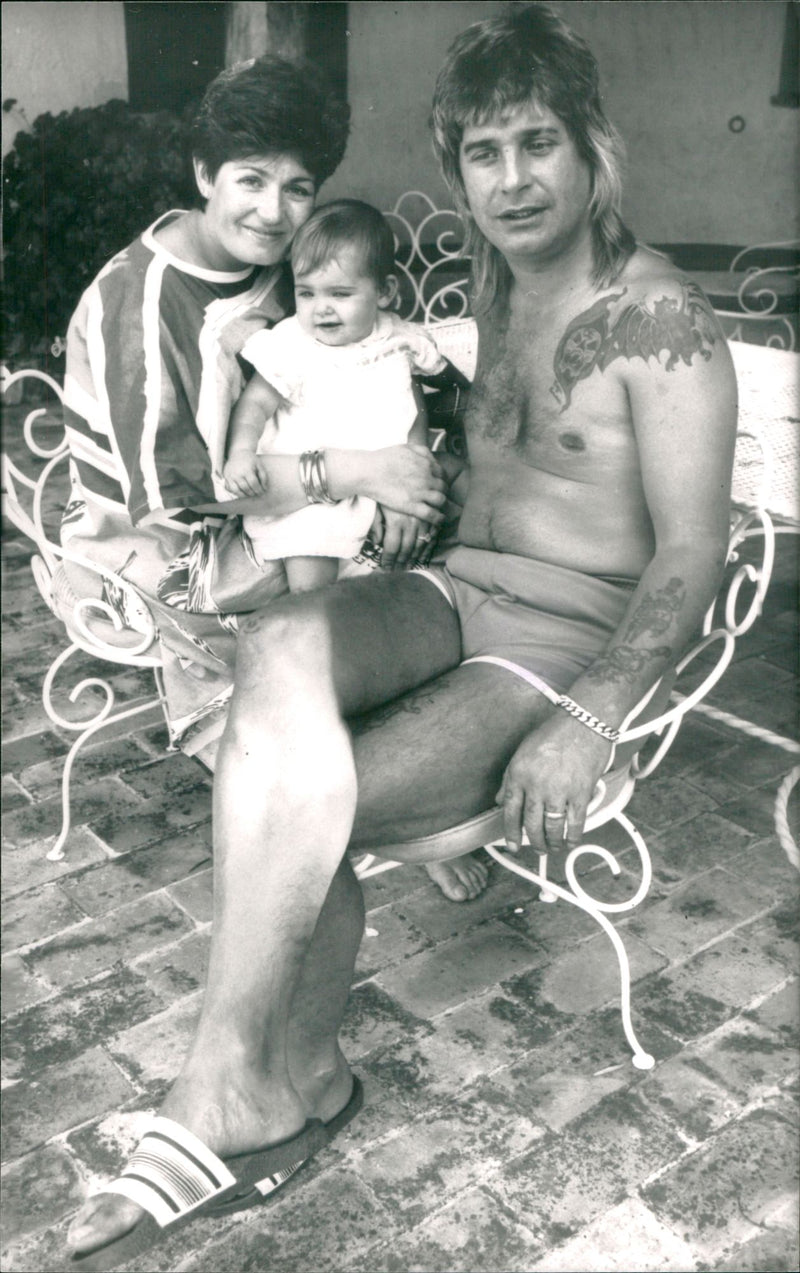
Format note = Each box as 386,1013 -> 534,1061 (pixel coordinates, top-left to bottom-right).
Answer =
425,853 -> 489,902
67,1061 -> 353,1260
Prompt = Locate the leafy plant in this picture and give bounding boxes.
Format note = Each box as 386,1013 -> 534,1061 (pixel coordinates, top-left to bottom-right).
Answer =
2,99 -> 197,369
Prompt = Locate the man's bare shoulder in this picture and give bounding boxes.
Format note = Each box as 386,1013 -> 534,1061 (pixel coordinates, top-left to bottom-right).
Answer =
550,246 -> 734,411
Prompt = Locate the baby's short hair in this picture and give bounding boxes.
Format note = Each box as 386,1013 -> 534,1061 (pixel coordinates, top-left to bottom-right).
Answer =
290,200 -> 396,284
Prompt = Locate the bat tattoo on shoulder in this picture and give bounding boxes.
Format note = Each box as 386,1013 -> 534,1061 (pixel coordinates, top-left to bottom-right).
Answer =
551,283 -> 719,408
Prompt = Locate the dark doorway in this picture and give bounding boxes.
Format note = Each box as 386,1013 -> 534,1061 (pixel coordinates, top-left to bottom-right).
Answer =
124,2 -> 227,116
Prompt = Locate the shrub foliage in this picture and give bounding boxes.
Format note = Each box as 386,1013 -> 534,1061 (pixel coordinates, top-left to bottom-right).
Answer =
2,100 -> 197,365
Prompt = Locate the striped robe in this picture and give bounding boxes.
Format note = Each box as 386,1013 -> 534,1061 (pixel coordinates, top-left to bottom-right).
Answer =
59,212 -> 292,750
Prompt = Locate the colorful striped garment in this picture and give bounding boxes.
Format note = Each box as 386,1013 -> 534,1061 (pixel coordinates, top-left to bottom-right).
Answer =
59,212 -> 292,751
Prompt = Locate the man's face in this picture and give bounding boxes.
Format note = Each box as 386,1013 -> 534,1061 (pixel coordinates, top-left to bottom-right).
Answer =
459,101 -> 593,266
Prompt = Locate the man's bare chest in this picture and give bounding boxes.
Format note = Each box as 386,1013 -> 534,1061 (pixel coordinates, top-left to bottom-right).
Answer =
466,319 -> 630,460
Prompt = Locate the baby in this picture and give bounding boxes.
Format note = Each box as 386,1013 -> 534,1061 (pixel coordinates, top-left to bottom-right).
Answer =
223,199 -> 449,592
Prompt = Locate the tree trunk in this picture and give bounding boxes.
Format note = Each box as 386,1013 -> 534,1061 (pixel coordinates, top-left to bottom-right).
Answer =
226,2 -> 310,67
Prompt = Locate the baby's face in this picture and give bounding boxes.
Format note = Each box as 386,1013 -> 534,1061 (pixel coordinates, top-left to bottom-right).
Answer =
294,247 -> 385,346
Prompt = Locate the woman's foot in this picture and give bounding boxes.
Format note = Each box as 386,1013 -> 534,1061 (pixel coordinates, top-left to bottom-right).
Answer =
67,1061 -> 353,1261
425,853 -> 489,901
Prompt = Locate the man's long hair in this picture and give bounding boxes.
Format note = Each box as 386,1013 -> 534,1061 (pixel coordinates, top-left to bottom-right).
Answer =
431,3 -> 635,312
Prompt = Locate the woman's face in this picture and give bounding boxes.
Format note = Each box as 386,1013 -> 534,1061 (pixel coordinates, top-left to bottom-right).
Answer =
194,154 -> 316,270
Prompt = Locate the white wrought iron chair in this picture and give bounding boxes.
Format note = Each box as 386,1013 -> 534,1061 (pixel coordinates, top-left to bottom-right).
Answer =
2,203 -> 797,1067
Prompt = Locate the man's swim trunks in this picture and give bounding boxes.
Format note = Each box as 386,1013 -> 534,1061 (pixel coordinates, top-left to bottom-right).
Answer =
415,545 -> 636,695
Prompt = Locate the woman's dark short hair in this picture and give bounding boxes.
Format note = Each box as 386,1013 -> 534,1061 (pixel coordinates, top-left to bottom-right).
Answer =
190,56 -> 350,186
290,200 -> 396,284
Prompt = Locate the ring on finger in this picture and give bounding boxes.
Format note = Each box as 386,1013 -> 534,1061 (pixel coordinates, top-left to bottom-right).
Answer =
418,531 -> 433,544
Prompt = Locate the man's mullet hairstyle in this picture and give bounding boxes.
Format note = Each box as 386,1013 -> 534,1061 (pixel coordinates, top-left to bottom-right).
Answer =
431,3 -> 635,313
190,55 -> 350,187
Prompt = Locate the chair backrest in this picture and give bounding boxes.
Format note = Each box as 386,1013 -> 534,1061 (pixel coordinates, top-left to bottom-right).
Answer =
1,368 -> 162,666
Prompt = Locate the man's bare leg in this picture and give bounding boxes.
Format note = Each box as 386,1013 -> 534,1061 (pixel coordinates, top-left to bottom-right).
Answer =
68,578 -> 554,1259
68,574 -> 461,1257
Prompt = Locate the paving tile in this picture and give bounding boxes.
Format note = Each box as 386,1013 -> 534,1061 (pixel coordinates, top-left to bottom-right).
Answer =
526,931 -> 668,1016
14,736 -> 152,799
375,922 -> 541,1018
133,928 -> 211,1002
489,1008 -> 680,1127
1,882 -> 84,955
354,1184 -> 543,1273
66,1103 -> 158,1181
117,753 -> 212,800
725,833 -> 800,901
1,774 -> 33,812
745,978 -> 800,1042
527,1195 -> 697,1272
715,784 -> 793,838
637,1054 -> 743,1140
358,862 -> 430,909
743,901 -> 799,972
1,776 -> 143,848
166,867 -> 214,923
1,967 -> 166,1081
709,1223 -> 800,1273
1,952 -> 53,1017
177,1167 -> 397,1273
90,786 -> 212,854
340,981 -> 431,1063
625,867 -> 774,961
1,828 -> 110,899
355,905 -> 434,980
355,1080 -> 545,1225
0,1144 -> 84,1245
0,1221 -> 72,1273
689,1014 -> 799,1101
1,1046 -> 136,1161
642,1106 -> 799,1262
391,862 -> 538,944
649,811 -> 756,886
626,775 -> 717,836
57,827 -> 213,917
374,986 -> 576,1103
634,930 -> 788,1046
489,1089 -> 685,1247
109,993 -> 203,1091
22,892 -> 195,989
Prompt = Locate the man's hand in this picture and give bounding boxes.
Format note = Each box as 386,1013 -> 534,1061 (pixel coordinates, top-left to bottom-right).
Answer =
222,452 -> 271,498
362,445 -> 446,524
497,714 -> 613,854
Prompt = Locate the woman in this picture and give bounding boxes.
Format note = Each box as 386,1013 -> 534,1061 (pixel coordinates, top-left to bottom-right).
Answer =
64,56 -> 451,1269
60,54 -> 444,758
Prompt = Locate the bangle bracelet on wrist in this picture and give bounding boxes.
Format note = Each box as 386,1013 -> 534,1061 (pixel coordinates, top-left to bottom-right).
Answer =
299,450 -> 336,504
556,694 -> 620,743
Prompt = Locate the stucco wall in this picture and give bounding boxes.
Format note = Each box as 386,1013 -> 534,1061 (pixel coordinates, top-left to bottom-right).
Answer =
325,0 -> 798,245
2,1 -> 127,154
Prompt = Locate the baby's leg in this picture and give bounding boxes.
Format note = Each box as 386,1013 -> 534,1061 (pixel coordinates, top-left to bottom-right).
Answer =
285,555 -> 341,593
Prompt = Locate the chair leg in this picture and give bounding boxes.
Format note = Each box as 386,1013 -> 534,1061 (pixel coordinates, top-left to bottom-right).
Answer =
42,644 -> 170,861
484,834 -> 655,1070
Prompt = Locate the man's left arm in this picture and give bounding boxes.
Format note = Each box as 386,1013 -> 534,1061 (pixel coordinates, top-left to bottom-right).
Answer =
501,287 -> 738,852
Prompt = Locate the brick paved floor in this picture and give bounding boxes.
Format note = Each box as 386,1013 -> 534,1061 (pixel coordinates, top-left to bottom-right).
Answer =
1,441 -> 798,1271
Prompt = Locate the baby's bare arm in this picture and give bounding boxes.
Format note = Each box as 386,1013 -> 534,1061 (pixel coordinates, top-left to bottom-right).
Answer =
227,373 -> 282,458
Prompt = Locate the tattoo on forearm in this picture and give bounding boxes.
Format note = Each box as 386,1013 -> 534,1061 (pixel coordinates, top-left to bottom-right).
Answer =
623,577 -> 685,642
551,283 -> 719,409
585,644 -> 672,685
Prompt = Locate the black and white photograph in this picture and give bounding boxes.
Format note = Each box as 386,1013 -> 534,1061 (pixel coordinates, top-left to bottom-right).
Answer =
1,3 -> 798,1270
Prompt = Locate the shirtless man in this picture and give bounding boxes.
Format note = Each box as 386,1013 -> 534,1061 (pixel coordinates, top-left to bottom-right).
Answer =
69,5 -> 737,1265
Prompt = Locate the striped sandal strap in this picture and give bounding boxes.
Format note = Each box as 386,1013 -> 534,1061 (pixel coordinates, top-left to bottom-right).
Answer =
103,1117 -> 237,1227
